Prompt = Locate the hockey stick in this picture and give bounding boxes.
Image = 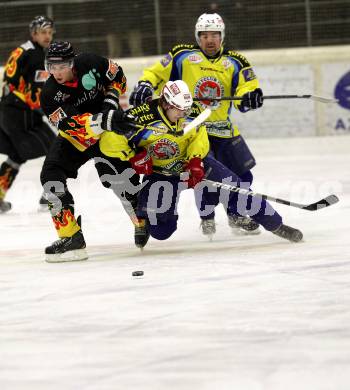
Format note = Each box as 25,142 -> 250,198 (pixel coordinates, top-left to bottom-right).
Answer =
182,108 -> 211,132
194,95 -> 338,104
134,108 -> 212,134
205,180 -> 339,211
154,167 -> 339,211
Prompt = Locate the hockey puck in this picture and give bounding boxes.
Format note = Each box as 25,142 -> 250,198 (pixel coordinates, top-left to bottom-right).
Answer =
132,270 -> 144,277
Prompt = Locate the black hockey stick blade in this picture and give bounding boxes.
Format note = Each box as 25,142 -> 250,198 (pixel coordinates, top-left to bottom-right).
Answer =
153,167 -> 339,211
207,181 -> 340,211
301,194 -> 339,211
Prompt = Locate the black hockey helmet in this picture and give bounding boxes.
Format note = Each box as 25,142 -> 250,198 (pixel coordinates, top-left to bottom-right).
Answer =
45,41 -> 75,70
29,16 -> 54,33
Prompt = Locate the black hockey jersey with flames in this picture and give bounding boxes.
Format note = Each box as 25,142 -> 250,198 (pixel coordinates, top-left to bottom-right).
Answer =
2,40 -> 49,110
40,52 -> 126,151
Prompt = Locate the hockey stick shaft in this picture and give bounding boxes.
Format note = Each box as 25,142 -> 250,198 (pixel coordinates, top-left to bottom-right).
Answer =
194,94 -> 338,104
204,180 -> 339,211
154,167 -> 339,211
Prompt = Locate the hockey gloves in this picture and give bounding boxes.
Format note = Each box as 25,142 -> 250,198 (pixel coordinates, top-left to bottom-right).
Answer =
101,92 -> 120,112
240,88 -> 264,111
129,81 -> 154,107
102,109 -> 138,136
185,157 -> 205,188
129,149 -> 153,175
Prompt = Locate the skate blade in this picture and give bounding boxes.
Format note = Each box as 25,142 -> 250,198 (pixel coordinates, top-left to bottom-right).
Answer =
135,242 -> 148,250
205,234 -> 214,241
45,248 -> 88,263
289,232 -> 303,243
0,203 -> 12,213
230,227 -> 261,236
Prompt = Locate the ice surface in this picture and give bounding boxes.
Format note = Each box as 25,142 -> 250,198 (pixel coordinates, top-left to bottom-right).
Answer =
1,136 -> 349,390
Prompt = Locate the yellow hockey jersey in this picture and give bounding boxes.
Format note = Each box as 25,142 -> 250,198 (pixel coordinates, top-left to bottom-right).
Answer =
100,99 -> 209,172
140,44 -> 260,138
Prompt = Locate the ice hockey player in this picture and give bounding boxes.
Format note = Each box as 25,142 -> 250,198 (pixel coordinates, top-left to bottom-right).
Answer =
129,13 -> 264,239
40,41 -> 145,262
124,79 -> 303,247
0,16 -> 56,213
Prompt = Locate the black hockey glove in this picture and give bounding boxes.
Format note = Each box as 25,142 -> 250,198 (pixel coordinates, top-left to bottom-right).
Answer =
102,109 -> 138,136
101,94 -> 120,112
129,81 -> 154,107
240,88 -> 264,111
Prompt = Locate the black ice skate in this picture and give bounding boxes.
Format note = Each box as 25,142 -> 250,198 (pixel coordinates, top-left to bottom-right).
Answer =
272,224 -> 303,243
134,219 -> 150,249
0,199 -> 12,213
228,214 -> 261,235
200,218 -> 216,239
45,229 -> 88,263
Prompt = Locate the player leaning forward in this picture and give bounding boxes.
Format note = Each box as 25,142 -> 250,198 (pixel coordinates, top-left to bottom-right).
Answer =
129,13 -> 264,238
122,80 -> 303,246
40,41 -> 145,262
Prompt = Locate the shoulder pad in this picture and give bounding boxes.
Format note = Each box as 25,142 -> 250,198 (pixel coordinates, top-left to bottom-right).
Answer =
20,40 -> 35,51
224,49 -> 251,67
171,44 -> 195,55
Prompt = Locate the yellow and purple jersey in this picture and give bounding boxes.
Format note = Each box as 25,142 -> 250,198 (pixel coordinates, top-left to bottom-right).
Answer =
140,44 -> 260,138
100,99 -> 209,172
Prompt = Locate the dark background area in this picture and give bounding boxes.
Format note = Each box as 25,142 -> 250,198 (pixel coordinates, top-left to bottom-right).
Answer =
0,0 -> 349,63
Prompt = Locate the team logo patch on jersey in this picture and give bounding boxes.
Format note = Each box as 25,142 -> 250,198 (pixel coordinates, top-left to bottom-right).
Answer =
34,70 -> 50,82
242,68 -> 256,82
48,107 -> 67,127
54,91 -> 70,103
150,138 -> 180,159
82,69 -> 100,90
160,53 -> 172,67
106,60 -> 119,80
194,76 -> 224,110
188,54 -> 203,64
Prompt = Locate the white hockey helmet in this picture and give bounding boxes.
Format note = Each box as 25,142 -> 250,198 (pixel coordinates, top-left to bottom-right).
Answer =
195,13 -> 225,45
161,80 -> 193,113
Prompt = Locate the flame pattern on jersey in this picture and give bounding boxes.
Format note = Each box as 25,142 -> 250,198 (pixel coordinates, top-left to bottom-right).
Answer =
3,42 -> 47,110
107,77 -> 127,97
12,76 -> 41,109
61,113 -> 100,151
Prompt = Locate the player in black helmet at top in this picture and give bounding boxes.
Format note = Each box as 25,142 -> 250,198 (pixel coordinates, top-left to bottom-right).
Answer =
40,41 -> 145,262
0,16 -> 56,213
